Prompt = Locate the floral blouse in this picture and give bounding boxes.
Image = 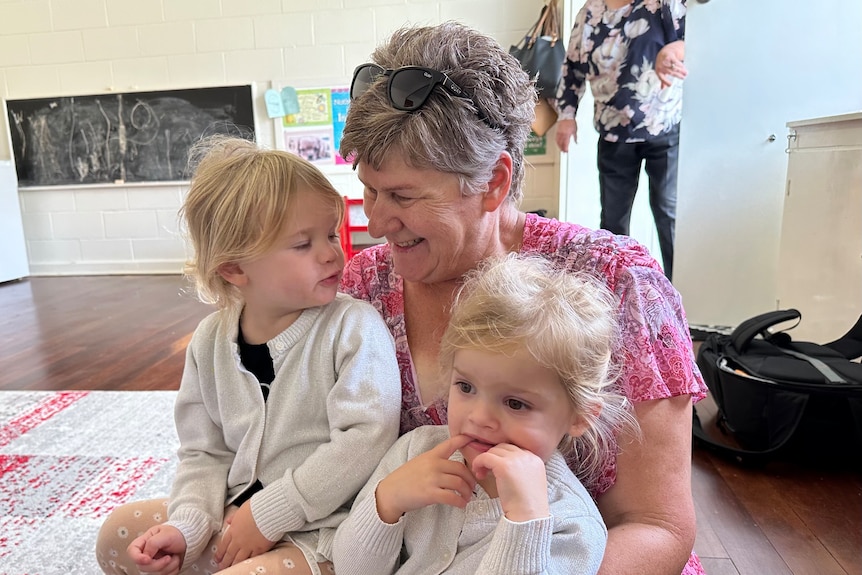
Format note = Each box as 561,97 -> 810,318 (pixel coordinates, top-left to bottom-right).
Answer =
340,213 -> 706,494
556,0 -> 686,143
340,213 -> 707,575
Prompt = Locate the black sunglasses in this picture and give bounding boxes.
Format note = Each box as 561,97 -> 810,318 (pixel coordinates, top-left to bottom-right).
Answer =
350,63 -> 499,129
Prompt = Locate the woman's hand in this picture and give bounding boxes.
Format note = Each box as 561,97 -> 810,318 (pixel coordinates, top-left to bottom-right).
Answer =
375,434 -> 476,524
472,443 -> 550,522
555,119 -> 578,152
656,40 -> 687,88
215,500 -> 277,568
127,524 -> 186,575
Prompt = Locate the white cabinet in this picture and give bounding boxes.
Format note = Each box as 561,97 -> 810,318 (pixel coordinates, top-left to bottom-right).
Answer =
777,113 -> 862,343
0,161 -> 29,283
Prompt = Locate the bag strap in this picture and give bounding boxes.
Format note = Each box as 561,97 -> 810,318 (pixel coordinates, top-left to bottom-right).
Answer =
528,4 -> 551,47
545,0 -> 561,38
544,0 -> 562,45
730,308 -> 849,384
825,313 -> 862,360
691,399 -> 807,461
730,308 -> 800,353
512,7 -> 544,50
525,0 -> 561,48
773,347 -> 848,384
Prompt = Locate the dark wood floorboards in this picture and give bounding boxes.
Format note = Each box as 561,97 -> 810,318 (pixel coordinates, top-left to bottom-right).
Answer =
1,275 -> 860,574
0,275 -> 209,392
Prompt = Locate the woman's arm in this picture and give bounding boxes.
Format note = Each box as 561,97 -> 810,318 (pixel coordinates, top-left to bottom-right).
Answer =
555,5 -> 589,122
595,394 -> 697,575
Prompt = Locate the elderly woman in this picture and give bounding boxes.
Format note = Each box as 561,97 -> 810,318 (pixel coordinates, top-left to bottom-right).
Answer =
339,21 -> 707,575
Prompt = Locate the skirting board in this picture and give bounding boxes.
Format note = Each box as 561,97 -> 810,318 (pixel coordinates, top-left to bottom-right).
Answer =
27,260 -> 185,276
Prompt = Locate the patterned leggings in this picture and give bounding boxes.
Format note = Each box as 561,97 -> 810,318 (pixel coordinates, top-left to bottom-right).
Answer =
95,498 -> 335,575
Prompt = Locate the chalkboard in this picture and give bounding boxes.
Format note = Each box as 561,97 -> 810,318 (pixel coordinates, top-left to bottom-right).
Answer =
6,85 -> 254,187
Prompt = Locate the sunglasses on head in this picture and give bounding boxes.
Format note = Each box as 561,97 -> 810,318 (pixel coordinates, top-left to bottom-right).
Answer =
350,63 -> 499,130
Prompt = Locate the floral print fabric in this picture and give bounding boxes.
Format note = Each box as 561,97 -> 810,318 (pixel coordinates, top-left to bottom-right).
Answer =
340,213 -> 707,575
556,0 -> 686,143
340,213 -> 706,496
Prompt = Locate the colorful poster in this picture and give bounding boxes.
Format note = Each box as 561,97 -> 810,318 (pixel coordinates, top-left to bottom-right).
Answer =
283,128 -> 335,164
276,86 -> 350,166
283,88 -> 333,126
331,87 -> 350,165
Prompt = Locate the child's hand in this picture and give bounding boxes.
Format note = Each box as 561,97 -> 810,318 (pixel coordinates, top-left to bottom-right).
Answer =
472,443 -> 550,522
127,524 -> 186,575
215,500 -> 277,568
375,434 -> 476,524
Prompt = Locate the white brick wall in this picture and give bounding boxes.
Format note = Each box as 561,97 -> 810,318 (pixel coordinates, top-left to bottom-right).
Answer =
1,0 -> 559,276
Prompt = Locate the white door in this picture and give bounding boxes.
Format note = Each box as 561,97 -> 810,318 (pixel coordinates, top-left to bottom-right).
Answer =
674,0 -> 862,327
0,161 -> 29,283
561,0 -> 862,328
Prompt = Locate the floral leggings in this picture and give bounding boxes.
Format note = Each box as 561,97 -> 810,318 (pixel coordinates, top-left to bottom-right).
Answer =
95,498 -> 335,575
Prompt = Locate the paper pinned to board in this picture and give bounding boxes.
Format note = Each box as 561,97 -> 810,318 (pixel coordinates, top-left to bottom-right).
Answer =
264,88 -> 285,118
281,87 -> 301,115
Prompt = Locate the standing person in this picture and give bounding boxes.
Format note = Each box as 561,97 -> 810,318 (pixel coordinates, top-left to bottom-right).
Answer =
333,254 -> 638,575
555,0 -> 688,281
94,136 -> 401,575
340,21 -> 707,575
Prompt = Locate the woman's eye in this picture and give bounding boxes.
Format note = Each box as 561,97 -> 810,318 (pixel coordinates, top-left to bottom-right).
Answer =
505,399 -> 528,411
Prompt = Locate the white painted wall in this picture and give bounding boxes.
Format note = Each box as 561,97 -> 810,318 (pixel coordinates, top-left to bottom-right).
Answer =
1,0 -> 559,276
674,0 -> 862,328
559,0 -> 862,329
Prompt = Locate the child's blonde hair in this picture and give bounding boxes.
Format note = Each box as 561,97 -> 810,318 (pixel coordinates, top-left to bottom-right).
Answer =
180,136 -> 344,309
440,253 -> 637,484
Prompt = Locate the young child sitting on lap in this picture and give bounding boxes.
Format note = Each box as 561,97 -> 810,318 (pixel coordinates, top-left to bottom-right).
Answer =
332,254 -> 638,575
95,136 -> 401,575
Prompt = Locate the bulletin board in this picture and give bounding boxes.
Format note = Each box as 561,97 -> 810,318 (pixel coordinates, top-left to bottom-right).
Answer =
270,85 -> 350,166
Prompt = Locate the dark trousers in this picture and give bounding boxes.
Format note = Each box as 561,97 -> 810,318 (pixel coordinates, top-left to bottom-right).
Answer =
597,126 -> 680,281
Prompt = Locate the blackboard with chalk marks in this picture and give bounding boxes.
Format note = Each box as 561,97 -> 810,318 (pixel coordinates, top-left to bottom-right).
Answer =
6,85 -> 254,187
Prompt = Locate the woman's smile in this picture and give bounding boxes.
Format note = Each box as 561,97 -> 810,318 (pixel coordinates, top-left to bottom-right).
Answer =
392,237 -> 425,250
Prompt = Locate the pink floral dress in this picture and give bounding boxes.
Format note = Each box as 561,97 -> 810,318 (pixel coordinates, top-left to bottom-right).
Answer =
340,213 -> 707,574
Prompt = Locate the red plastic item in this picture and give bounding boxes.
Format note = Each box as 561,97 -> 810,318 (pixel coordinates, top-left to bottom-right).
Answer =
339,197 -> 367,260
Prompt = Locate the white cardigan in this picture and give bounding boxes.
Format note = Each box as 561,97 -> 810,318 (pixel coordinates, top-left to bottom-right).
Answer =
333,426 -> 607,575
166,293 -> 402,565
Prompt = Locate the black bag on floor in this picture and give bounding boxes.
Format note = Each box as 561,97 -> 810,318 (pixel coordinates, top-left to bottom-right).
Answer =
693,309 -> 862,463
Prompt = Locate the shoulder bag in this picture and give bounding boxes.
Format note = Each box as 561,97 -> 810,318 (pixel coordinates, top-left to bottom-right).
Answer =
509,0 -> 566,98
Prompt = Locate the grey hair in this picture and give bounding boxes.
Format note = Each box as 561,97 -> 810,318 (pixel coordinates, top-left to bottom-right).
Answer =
340,21 -> 537,202
439,254 -> 639,485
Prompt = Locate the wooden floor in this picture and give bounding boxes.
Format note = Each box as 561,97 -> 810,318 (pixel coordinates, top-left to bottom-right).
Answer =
0,275 -> 859,575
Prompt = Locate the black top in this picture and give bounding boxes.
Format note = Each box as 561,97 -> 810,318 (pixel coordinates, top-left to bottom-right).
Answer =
237,324 -> 275,401
234,322 -> 275,506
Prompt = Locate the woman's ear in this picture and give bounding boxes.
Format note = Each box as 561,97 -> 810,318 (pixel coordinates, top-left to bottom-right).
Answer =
217,262 -> 247,287
481,152 -> 513,213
